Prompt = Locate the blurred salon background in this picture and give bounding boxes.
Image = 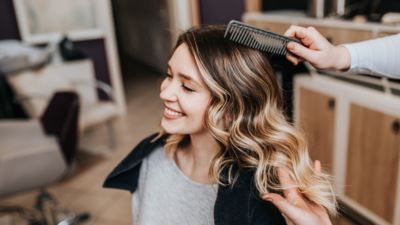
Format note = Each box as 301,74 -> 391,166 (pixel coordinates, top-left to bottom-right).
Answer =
0,0 -> 399,224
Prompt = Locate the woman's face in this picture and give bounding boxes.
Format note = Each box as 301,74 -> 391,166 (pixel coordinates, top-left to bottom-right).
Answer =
160,44 -> 212,135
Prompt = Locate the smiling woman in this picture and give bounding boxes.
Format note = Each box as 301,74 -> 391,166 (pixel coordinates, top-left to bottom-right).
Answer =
158,25 -> 337,217
103,25 -> 337,225
160,43 -> 212,137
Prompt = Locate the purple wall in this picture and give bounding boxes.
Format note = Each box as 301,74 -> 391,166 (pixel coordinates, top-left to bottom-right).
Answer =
199,0 -> 245,25
0,0 -> 21,40
0,0 -> 112,101
74,39 -> 111,100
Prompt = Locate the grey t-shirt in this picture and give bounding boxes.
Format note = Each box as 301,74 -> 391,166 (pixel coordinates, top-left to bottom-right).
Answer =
132,145 -> 218,225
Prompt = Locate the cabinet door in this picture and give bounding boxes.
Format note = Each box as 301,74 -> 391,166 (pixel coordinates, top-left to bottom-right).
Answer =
299,88 -> 336,172
346,104 -> 400,223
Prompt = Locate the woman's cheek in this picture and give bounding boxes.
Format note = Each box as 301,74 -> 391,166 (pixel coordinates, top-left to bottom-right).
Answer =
196,97 -> 211,122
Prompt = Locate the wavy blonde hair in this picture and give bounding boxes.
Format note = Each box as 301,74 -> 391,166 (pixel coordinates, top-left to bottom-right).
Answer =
156,26 -> 337,216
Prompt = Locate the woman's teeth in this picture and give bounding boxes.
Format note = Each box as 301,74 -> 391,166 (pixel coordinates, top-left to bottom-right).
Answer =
165,108 -> 184,116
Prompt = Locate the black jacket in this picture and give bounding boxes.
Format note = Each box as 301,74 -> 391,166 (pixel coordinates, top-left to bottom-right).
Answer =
103,133 -> 287,225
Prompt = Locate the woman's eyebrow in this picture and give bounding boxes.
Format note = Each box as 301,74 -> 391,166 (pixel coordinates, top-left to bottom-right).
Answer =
167,63 -> 201,87
179,73 -> 201,87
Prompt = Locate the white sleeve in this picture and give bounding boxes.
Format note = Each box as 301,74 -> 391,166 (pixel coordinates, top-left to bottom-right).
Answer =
340,33 -> 400,79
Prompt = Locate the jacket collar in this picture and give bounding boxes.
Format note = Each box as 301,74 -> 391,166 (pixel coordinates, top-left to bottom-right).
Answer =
103,133 -> 286,225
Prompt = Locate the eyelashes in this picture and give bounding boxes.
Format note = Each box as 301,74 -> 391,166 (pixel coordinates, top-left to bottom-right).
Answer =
182,84 -> 195,92
165,72 -> 172,79
165,72 -> 195,93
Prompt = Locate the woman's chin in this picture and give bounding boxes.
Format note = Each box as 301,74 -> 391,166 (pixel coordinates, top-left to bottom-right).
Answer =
161,119 -> 179,134
161,117 -> 201,135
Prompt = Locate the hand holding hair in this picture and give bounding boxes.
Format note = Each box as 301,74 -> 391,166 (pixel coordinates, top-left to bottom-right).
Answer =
262,160 -> 332,225
284,25 -> 351,71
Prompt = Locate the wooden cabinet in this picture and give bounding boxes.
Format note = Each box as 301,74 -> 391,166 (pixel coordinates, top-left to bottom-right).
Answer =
246,20 -> 374,45
377,32 -> 399,38
243,12 -> 400,45
246,21 -> 373,45
294,74 -> 400,225
245,0 -> 262,12
299,88 -> 336,172
332,217 -> 359,225
346,104 -> 400,223
297,25 -> 372,45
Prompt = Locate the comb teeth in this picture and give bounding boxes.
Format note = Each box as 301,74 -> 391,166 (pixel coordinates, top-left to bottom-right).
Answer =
224,21 -> 303,57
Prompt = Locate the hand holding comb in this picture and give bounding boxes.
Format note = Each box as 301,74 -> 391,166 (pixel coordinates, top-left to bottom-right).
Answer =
224,20 -> 304,57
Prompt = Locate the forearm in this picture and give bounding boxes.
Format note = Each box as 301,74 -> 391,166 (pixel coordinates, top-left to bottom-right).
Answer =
340,34 -> 400,79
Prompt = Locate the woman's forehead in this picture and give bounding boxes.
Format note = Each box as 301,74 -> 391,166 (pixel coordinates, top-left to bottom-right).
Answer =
169,44 -> 202,84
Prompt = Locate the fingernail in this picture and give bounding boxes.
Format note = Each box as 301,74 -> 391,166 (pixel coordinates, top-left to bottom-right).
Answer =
263,197 -> 273,202
287,42 -> 295,50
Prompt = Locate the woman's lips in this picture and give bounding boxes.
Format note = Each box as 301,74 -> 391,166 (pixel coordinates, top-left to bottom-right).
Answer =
164,104 -> 184,113
163,105 -> 186,120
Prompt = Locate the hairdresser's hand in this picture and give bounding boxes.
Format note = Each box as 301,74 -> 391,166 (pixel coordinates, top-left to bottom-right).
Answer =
262,160 -> 332,225
284,25 -> 351,71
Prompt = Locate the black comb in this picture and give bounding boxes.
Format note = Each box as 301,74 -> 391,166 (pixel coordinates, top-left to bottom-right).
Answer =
224,20 -> 304,56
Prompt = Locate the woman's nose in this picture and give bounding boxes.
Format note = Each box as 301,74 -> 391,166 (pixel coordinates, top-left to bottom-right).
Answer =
160,80 -> 178,102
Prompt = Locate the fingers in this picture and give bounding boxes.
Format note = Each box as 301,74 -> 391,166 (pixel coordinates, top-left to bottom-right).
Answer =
286,52 -> 305,66
314,160 -> 321,176
285,25 -> 317,66
277,168 -> 303,202
287,42 -> 318,63
262,193 -> 301,222
304,198 -> 332,224
284,25 -> 320,45
284,25 -> 310,39
286,54 -> 298,65
277,168 -> 295,186
285,25 -> 341,70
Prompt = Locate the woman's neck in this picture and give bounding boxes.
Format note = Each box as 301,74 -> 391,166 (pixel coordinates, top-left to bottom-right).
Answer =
175,131 -> 219,184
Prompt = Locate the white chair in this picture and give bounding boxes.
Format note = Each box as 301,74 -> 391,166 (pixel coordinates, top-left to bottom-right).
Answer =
0,91 -> 79,197
6,59 -> 118,148
0,120 -> 67,196
0,92 -> 91,225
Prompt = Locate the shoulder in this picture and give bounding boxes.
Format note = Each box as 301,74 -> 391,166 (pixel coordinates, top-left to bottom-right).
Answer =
103,133 -> 169,192
110,133 -> 167,175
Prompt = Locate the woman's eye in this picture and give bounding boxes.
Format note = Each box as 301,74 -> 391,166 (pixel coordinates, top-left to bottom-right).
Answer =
165,72 -> 172,79
182,84 -> 195,92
